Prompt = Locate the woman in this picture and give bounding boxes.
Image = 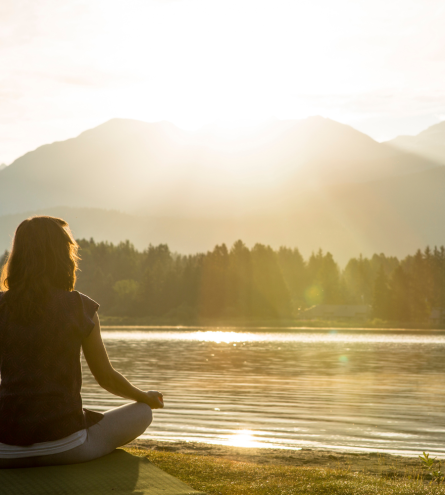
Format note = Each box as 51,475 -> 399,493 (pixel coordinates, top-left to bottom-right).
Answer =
0,216 -> 163,469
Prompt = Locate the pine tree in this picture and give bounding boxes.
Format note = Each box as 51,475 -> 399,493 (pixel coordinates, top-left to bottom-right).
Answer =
372,265 -> 390,320
227,240 -> 253,318
250,243 -> 292,319
198,244 -> 229,318
277,247 -> 307,314
389,266 -> 412,321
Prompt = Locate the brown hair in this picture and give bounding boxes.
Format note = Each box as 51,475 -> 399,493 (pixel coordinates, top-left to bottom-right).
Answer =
0,216 -> 79,323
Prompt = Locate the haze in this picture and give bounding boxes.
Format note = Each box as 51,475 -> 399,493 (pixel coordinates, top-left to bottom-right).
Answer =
1,0 -> 445,165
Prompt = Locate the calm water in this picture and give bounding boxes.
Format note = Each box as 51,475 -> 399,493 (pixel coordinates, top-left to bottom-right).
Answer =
81,328 -> 445,456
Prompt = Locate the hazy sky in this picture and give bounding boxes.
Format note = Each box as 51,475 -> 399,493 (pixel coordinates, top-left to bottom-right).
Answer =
1,0 -> 445,164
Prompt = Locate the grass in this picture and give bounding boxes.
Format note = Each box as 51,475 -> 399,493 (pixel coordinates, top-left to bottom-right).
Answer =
124,448 -> 445,495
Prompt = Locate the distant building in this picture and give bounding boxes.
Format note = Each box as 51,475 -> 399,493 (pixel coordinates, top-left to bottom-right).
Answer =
299,304 -> 371,321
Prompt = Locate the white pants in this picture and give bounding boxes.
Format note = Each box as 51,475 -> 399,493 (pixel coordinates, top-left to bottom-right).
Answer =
0,402 -> 152,469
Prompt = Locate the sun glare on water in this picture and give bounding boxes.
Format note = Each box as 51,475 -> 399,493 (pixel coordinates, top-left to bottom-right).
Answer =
228,430 -> 263,448
192,331 -> 253,343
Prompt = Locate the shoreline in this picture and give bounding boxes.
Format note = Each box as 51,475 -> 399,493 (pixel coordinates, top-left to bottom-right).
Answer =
99,316 -> 445,331
127,439 -> 429,479
102,324 -> 445,333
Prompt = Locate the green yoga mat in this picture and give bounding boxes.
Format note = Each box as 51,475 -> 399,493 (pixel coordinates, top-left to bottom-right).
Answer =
0,449 -> 204,495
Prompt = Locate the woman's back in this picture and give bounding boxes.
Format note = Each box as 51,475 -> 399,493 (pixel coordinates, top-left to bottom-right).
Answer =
0,216 -> 161,469
0,289 -> 100,446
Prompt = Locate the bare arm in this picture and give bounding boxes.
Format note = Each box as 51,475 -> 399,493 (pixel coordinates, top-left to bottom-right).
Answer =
81,313 -> 163,409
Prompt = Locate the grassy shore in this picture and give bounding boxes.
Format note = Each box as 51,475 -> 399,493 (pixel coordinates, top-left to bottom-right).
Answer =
125,440 -> 445,494
100,315 -> 445,330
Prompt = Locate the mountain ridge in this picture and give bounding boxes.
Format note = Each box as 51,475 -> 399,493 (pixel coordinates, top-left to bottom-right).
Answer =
0,116 -> 440,217
387,120 -> 445,165
1,116 -> 444,263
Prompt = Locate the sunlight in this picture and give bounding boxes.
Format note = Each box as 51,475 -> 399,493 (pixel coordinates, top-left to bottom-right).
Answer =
192,117 -> 274,138
3,0 -> 443,162
192,331 -> 253,343
100,330 -> 445,345
228,430 -> 262,448
92,0 -> 346,132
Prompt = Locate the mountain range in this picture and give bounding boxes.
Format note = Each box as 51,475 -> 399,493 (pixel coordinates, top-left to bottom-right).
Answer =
387,121 -> 445,165
1,117 -> 444,264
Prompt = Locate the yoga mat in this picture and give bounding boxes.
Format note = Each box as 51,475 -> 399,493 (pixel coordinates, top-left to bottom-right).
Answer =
0,449 -> 204,495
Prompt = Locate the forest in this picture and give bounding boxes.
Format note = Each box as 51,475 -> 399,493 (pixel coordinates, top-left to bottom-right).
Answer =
1,240 -> 444,323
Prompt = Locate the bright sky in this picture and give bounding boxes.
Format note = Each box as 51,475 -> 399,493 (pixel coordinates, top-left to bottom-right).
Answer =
1,0 -> 445,164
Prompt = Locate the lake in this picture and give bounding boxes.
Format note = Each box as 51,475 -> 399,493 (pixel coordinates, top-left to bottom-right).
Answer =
81,328 -> 445,456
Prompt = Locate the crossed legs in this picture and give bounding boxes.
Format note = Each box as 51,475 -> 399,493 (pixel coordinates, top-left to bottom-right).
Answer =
0,402 -> 152,469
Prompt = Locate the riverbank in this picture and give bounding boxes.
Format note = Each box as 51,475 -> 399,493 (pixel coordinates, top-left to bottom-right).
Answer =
125,440 -> 444,494
128,439 -> 429,478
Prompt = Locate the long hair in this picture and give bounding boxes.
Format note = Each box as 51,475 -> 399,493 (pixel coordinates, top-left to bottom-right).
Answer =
0,216 -> 79,323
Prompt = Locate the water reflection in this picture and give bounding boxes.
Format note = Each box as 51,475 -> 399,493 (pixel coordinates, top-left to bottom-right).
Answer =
229,430 -> 264,448
102,329 -> 445,345
81,329 -> 445,456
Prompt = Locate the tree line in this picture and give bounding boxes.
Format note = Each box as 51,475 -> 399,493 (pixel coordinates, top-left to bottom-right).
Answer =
1,240 -> 444,322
